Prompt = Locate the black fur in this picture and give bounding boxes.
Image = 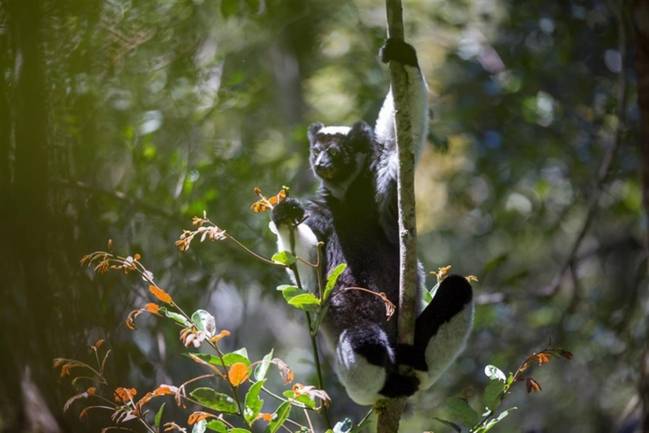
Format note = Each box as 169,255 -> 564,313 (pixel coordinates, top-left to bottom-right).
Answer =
398,275 -> 473,371
270,197 -> 305,227
270,38 -> 472,404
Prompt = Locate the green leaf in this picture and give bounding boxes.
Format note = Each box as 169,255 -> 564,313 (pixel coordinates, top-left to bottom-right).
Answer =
277,285 -> 319,311
191,309 -> 216,336
193,419 -> 207,433
244,380 -> 265,424
444,397 -> 480,428
272,251 -> 296,266
190,387 -> 239,414
276,285 -> 305,300
476,407 -> 517,433
282,390 -> 316,409
423,288 -> 434,304
254,349 -> 273,381
483,379 -> 505,411
323,263 -> 347,301
427,281 -> 441,304
484,365 -> 507,382
332,418 -> 353,433
162,309 -> 191,327
287,293 -> 320,311
154,402 -> 165,428
191,351 -> 250,368
265,401 -> 291,433
206,419 -> 228,433
228,429 -> 251,433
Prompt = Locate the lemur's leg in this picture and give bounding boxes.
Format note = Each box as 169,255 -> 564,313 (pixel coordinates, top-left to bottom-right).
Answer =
335,323 -> 418,405
399,275 -> 474,390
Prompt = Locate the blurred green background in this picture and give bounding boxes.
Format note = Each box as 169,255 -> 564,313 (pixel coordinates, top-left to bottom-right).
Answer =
0,0 -> 646,432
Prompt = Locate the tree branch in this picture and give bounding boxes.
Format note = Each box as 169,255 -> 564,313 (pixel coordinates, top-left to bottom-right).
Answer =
631,0 -> 649,431
541,0 -> 629,297
377,1 -> 419,432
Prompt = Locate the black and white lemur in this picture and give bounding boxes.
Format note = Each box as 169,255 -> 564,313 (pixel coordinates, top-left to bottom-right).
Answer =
268,39 -> 474,405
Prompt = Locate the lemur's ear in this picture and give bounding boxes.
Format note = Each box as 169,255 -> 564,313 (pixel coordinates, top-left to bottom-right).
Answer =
307,123 -> 324,144
348,121 -> 373,153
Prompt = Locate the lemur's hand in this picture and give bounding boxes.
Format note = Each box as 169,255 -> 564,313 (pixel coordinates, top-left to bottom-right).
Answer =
271,198 -> 306,228
380,38 -> 418,68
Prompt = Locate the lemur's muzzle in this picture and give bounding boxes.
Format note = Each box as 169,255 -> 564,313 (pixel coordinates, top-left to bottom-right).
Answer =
314,152 -> 336,179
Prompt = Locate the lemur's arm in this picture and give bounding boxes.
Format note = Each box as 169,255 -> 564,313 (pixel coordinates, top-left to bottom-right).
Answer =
374,38 -> 428,244
374,39 -> 428,164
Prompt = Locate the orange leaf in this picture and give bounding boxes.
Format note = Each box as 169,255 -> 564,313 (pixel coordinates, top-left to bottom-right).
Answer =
152,385 -> 177,396
135,392 -> 154,411
268,188 -> 288,206
258,412 -> 273,422
144,303 -> 161,315
93,339 -> 105,351
149,285 -> 173,304
87,387 -> 96,397
114,387 -> 137,403
536,352 -> 551,366
209,329 -> 231,345
250,199 -> 271,213
526,378 -> 542,393
126,308 -> 143,330
228,362 -> 250,386
274,358 -> 294,384
187,411 -> 216,425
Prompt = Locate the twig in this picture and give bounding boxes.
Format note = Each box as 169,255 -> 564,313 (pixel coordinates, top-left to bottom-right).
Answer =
541,0 -> 629,297
53,178 -> 178,221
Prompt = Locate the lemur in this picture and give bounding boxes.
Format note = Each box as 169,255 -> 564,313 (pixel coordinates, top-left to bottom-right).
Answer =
268,38 -> 474,405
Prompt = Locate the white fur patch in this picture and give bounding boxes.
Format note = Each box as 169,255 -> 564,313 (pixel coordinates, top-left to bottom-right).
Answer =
335,330 -> 388,405
416,302 -> 474,391
319,125 -> 351,136
374,65 -> 428,161
269,221 -> 319,292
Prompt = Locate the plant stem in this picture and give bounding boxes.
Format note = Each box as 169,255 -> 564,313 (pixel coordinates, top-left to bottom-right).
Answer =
226,233 -> 283,267
288,228 -> 331,429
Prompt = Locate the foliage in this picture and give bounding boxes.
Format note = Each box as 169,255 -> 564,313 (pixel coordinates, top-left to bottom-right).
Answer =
57,192 -> 570,432
0,0 -> 644,432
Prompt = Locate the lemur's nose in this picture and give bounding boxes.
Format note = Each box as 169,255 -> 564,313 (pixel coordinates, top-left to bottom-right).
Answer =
314,153 -> 335,179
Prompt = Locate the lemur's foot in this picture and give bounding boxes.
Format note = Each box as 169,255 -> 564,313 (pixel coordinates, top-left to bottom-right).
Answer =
380,38 -> 418,67
380,371 -> 420,398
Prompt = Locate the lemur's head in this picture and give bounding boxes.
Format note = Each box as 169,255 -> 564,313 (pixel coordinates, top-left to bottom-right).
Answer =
307,121 -> 374,196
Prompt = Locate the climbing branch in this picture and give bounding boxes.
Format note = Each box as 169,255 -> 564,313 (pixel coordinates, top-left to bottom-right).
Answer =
377,1 -> 418,432
385,0 -> 418,352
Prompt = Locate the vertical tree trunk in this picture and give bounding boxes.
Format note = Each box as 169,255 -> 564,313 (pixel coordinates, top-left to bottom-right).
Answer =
632,1 -> 649,432
1,0 -> 58,430
377,1 -> 419,432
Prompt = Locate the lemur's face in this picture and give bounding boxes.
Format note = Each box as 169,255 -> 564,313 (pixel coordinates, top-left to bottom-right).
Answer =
307,122 -> 373,185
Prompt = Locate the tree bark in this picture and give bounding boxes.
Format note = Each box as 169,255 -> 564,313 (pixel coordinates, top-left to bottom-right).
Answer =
377,1 -> 419,432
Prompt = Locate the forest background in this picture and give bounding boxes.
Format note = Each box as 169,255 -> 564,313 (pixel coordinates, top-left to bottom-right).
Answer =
1,0 -> 647,432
